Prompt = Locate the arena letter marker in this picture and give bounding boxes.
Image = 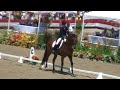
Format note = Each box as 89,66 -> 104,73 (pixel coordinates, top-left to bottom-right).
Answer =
29,47 -> 35,59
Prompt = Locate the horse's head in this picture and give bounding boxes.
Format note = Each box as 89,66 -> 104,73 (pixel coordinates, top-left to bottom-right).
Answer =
41,13 -> 52,24
67,32 -> 78,45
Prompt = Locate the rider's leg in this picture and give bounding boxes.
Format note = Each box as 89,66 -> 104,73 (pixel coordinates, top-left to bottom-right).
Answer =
56,38 -> 62,45
58,39 -> 63,49
53,38 -> 62,50
52,41 -> 56,48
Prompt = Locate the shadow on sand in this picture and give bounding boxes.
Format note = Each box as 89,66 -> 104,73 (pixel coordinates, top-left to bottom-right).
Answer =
42,68 -> 77,77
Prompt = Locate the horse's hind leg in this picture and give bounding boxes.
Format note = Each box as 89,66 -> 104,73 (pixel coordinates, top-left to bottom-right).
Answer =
68,55 -> 74,76
44,51 -> 51,68
52,54 -> 57,73
40,49 -> 51,70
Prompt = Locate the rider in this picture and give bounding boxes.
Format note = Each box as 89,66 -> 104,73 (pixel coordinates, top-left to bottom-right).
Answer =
53,21 -> 69,50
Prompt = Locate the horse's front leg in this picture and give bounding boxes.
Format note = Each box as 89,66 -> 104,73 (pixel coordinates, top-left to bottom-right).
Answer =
68,55 -> 75,76
45,61 -> 47,68
52,54 -> 57,73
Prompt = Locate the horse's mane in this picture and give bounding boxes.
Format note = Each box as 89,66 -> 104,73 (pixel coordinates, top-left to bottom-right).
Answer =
65,32 -> 77,45
40,14 -> 51,24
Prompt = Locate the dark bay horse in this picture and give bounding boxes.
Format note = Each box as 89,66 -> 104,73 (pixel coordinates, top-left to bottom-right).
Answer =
39,30 -> 78,76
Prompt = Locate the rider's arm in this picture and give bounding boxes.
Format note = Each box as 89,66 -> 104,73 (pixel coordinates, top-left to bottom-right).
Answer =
66,27 -> 69,36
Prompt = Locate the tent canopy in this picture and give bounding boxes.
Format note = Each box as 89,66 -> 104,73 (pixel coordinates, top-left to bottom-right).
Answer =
80,11 -> 120,46
84,11 -> 120,20
84,11 -> 120,31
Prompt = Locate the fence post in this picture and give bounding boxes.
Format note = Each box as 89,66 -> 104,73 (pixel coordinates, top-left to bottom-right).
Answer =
18,56 -> 23,63
0,53 -> 1,59
96,72 -> 103,79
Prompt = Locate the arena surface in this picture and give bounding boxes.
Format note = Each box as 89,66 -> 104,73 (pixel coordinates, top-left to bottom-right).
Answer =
0,44 -> 120,79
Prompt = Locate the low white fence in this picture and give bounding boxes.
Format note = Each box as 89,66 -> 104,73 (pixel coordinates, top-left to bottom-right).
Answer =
0,52 -> 120,79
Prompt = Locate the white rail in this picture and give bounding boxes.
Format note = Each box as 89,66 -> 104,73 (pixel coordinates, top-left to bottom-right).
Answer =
0,52 -> 120,79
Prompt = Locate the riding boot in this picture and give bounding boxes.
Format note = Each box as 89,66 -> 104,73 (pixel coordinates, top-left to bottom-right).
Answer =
53,44 -> 59,50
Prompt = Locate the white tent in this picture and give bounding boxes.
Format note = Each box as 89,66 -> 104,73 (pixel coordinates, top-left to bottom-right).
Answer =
81,11 -> 120,46
84,11 -> 120,30
84,11 -> 120,20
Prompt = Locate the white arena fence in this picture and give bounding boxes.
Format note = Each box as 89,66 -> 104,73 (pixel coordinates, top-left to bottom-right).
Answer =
0,52 -> 120,79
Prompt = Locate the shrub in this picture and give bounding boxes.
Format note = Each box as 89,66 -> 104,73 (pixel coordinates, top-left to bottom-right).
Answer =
37,32 -> 46,49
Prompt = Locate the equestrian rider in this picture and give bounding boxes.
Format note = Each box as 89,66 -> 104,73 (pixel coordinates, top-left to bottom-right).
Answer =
53,21 -> 69,50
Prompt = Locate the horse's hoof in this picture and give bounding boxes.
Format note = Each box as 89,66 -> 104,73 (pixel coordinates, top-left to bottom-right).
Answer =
71,73 -> 75,77
39,67 -> 42,70
52,70 -> 55,73
45,66 -> 49,69
39,65 -> 41,70
60,70 -> 63,73
39,65 -> 44,70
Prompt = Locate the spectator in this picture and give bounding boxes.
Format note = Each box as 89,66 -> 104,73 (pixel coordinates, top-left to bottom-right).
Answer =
2,11 -> 7,19
95,32 -> 101,36
101,29 -> 109,37
72,13 -> 76,20
26,12 -> 34,26
53,13 -> 57,20
33,19 -> 38,27
109,28 -> 119,38
51,12 -> 55,20
21,12 -> 26,19
79,11 -> 85,20
65,13 -> 68,20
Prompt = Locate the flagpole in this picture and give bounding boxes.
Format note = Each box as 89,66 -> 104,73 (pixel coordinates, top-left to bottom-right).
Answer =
8,11 -> 11,30
80,12 -> 85,45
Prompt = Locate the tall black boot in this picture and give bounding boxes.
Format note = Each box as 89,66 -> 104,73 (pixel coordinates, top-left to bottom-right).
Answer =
53,44 -> 58,50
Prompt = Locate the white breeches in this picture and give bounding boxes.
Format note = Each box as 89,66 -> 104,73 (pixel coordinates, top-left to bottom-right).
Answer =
56,38 -> 62,44
56,38 -> 66,44
52,37 -> 66,48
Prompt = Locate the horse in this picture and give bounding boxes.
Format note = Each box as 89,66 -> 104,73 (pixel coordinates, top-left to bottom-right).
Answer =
39,30 -> 78,76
